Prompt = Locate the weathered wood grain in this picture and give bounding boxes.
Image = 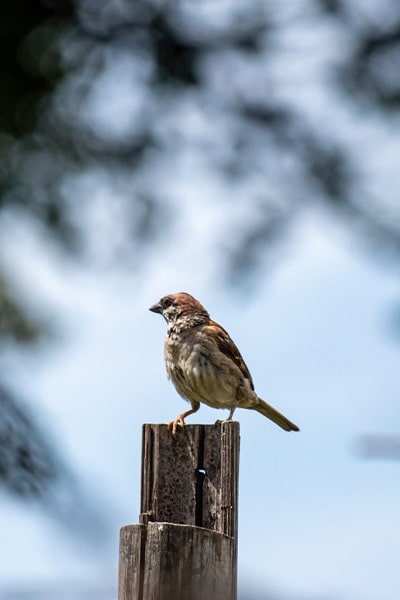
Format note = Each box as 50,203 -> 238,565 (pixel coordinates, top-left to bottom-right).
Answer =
119,522 -> 236,600
119,421 -> 240,600
140,421 -> 240,539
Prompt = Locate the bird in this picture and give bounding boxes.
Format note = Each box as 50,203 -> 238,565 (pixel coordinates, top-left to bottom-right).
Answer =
149,292 -> 299,435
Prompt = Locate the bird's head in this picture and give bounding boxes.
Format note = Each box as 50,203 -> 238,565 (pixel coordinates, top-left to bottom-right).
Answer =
149,292 -> 209,330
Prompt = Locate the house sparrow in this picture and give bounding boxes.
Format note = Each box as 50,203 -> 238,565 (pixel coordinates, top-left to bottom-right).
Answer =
150,292 -> 299,435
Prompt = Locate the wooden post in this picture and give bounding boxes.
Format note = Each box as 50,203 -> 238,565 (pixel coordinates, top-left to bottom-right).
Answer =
118,421 -> 240,600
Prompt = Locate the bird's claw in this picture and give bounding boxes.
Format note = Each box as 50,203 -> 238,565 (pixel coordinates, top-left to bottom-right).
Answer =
168,415 -> 186,436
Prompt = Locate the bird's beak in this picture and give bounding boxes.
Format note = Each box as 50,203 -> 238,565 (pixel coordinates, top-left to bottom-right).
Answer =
149,302 -> 162,314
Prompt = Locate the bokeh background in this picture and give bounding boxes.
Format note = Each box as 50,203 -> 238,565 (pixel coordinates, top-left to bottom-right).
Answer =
1,0 -> 400,598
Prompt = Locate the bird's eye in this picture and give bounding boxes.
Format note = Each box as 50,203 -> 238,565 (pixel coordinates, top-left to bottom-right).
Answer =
162,298 -> 173,309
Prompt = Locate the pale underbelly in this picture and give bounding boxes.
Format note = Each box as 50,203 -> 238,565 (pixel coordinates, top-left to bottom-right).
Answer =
170,365 -> 243,409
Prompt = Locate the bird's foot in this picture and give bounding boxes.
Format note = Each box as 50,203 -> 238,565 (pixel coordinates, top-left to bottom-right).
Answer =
168,415 -> 186,436
216,411 -> 236,426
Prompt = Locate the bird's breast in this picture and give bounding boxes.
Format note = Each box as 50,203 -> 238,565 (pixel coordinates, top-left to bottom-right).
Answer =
163,331 -> 241,408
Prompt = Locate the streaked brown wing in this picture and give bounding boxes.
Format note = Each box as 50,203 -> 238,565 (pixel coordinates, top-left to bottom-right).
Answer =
206,320 -> 255,390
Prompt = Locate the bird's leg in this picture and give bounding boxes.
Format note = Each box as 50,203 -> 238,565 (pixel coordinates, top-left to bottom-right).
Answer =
225,406 -> 236,421
168,402 -> 200,436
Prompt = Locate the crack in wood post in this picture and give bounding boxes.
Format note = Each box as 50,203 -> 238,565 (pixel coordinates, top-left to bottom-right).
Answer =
195,424 -> 205,528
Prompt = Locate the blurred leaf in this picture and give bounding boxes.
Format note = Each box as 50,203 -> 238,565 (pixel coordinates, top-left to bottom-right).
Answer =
356,434 -> 400,460
0,385 -> 59,497
0,270 -> 48,344
0,385 -> 112,547
337,5 -> 400,111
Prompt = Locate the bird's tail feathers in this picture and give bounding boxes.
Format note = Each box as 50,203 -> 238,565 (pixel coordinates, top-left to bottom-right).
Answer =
253,397 -> 299,432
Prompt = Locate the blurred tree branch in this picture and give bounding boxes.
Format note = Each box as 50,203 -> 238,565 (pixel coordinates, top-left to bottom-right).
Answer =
1,0 -> 399,271
0,385 -> 59,497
